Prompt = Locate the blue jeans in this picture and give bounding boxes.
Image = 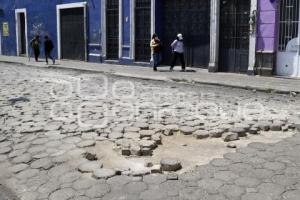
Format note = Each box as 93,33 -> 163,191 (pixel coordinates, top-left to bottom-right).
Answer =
153,53 -> 161,68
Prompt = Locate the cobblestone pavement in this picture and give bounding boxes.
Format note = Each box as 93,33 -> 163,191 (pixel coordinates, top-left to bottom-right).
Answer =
0,63 -> 300,200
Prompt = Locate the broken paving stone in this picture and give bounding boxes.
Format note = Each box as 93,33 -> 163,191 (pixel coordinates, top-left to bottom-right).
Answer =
149,124 -> 165,131
235,123 -> 250,131
163,129 -> 174,136
78,161 -> 103,173
77,140 -> 96,148
223,132 -> 239,142
165,124 -> 179,131
121,148 -> 131,156
108,132 -> 123,140
134,122 -> 149,130
227,143 -> 237,148
209,129 -> 224,138
111,126 -> 125,133
140,130 -> 155,138
249,127 -> 259,135
122,170 -> 135,176
258,121 -> 271,131
132,169 -> 151,176
81,132 -> 98,140
114,167 -> 130,175
229,127 -> 247,137
0,136 -> 7,142
282,125 -> 289,132
124,126 -> 141,133
290,91 -> 297,97
180,126 -> 196,135
118,139 -> 131,148
144,162 -> 153,168
130,145 -> 141,156
83,152 -> 98,161
151,134 -> 162,145
151,165 -> 162,174
160,158 -> 182,172
141,148 -> 153,156
93,168 -> 116,179
193,130 -> 209,139
123,132 -> 140,140
218,124 -> 233,132
270,122 -> 283,131
139,140 -> 157,149
167,173 -> 179,180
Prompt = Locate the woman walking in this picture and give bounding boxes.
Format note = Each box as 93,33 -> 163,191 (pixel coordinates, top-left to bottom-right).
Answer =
150,33 -> 162,71
170,33 -> 185,72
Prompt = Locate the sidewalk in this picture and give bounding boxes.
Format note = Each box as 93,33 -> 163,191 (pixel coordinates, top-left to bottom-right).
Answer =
1,55 -> 300,93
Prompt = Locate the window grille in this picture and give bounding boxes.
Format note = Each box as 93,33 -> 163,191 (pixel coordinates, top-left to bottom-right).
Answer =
279,0 -> 299,51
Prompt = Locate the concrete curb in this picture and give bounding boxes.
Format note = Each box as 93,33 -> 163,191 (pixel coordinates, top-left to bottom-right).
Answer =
0,60 -> 298,95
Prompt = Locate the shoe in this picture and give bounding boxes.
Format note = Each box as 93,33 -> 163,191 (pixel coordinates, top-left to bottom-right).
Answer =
53,59 -> 55,64
153,67 -> 157,71
170,67 -> 174,72
181,69 -> 186,72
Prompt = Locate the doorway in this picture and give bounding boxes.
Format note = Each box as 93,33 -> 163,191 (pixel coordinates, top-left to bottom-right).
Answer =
15,9 -> 28,56
161,0 -> 210,67
135,0 -> 151,62
219,0 -> 250,73
60,7 -> 85,60
106,0 -> 119,60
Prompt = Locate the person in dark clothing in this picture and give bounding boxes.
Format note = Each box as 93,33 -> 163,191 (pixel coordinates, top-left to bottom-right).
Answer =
30,35 -> 41,62
170,33 -> 185,72
150,33 -> 162,71
44,35 -> 55,65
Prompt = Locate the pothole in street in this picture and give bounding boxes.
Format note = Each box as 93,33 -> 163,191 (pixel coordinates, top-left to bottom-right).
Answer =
84,129 -> 295,176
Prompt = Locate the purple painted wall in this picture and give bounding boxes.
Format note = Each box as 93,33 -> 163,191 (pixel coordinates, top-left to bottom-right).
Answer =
256,0 -> 278,52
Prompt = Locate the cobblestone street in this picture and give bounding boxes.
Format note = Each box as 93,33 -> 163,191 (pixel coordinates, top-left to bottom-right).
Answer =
1,63 -> 300,200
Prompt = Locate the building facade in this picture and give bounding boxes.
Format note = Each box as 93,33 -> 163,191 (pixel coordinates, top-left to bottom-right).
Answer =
257,0 -> 300,77
0,0 -> 298,76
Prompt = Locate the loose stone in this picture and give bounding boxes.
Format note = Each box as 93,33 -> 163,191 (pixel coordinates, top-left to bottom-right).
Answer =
78,161 -> 103,173
93,168 -> 116,179
223,132 -> 239,142
227,143 -> 237,148
160,158 -> 182,172
193,130 -> 209,139
209,129 -> 224,138
180,126 -> 196,135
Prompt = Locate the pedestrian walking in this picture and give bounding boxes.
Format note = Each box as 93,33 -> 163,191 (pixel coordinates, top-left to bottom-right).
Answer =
150,33 -> 162,71
30,35 -> 41,62
44,35 -> 55,65
170,33 -> 185,72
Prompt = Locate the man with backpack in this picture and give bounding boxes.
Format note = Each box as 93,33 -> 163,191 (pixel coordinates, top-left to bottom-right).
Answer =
44,35 -> 55,65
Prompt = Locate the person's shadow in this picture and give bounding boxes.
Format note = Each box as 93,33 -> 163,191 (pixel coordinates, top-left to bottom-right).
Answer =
157,69 -> 196,73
